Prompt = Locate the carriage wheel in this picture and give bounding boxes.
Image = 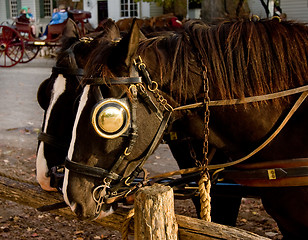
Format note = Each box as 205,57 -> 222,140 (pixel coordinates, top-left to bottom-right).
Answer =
0,25 -> 24,67
20,43 -> 40,63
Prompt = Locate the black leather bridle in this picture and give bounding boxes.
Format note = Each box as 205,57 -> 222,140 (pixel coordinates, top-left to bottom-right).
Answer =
64,57 -> 173,215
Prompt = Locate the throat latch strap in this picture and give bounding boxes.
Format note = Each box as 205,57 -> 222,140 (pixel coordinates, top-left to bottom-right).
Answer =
38,132 -> 69,150
52,66 -> 84,76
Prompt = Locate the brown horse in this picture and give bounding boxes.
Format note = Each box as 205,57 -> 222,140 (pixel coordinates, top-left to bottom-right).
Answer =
62,18 -> 308,239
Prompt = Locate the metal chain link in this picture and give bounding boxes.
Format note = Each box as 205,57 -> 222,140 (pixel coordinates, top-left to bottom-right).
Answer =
146,81 -> 174,112
199,55 -> 212,222
202,61 -> 210,167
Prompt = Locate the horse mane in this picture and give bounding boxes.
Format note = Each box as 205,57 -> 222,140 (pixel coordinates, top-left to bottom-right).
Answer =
138,18 -> 308,104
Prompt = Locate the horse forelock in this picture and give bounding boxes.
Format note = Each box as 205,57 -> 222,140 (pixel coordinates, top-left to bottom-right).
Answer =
139,19 -> 308,107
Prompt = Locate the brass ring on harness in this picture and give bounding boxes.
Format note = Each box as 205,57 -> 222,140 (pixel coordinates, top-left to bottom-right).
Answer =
148,81 -> 158,92
164,103 -> 174,112
271,16 -> 282,22
211,168 -> 225,182
128,84 -> 137,96
124,177 -> 131,186
92,178 -> 110,203
137,62 -> 146,71
124,147 -> 131,156
250,15 -> 260,22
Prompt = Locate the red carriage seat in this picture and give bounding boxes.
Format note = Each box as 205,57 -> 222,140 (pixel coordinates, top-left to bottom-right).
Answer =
15,21 -> 35,41
46,20 -> 68,41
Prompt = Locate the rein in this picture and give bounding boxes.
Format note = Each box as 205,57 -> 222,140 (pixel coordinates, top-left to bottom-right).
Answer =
150,90 -> 308,180
173,85 -> 308,110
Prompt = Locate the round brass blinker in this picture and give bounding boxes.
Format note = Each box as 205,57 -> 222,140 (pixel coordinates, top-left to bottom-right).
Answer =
92,99 -> 131,139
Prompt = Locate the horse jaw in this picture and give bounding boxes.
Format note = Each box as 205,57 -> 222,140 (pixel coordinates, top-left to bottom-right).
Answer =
95,206 -> 115,220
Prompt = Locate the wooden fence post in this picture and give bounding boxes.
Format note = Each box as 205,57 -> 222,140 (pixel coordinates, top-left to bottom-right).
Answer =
134,183 -> 178,240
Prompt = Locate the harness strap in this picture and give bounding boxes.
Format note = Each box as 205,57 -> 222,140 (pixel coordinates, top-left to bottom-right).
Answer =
137,85 -> 160,115
38,132 -> 69,150
83,77 -> 142,85
109,85 -> 139,174
109,110 -> 172,193
127,111 -> 172,179
174,85 -> 308,110
150,91 -> 308,180
52,66 -> 84,76
65,158 -> 121,181
222,166 -> 308,180
134,56 -> 153,87
209,91 -> 308,169
37,201 -> 67,212
236,158 -> 308,170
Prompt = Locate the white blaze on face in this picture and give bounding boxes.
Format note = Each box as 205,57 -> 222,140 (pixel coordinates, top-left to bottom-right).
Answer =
62,85 -> 90,208
36,75 -> 66,191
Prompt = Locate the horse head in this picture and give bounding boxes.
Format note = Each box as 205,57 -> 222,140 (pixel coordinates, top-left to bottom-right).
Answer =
36,19 -> 120,191
62,20 -> 174,220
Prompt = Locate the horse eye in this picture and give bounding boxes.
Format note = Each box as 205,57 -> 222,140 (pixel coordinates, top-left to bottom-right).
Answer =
92,100 -> 130,139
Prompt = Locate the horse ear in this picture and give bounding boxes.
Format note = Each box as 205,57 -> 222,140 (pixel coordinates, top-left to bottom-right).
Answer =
106,19 -> 121,41
139,30 -> 147,41
37,78 -> 51,110
125,18 -> 140,67
94,18 -> 121,41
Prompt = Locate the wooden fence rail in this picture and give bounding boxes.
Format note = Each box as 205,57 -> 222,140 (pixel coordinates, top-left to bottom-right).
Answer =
0,176 -> 269,239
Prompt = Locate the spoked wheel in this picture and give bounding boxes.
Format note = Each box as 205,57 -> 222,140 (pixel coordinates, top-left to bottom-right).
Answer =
0,25 -> 24,67
20,42 -> 40,63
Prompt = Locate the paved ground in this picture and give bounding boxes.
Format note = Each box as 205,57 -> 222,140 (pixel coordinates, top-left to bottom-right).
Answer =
0,57 -> 282,239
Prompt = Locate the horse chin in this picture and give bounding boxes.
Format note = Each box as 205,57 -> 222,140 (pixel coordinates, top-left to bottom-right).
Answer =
94,204 -> 117,220
72,202 -> 117,221
37,176 -> 57,191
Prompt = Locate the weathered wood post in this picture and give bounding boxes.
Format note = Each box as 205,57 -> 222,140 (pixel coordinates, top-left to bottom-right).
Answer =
134,183 -> 178,240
